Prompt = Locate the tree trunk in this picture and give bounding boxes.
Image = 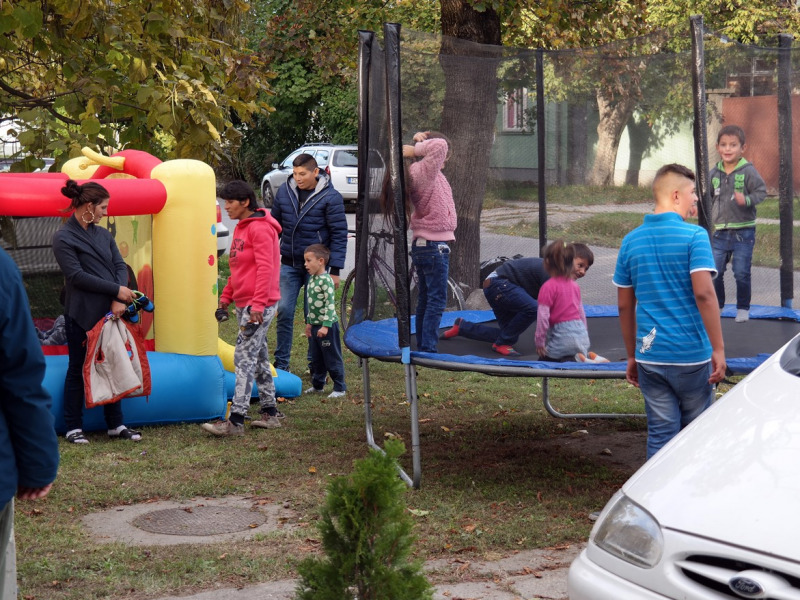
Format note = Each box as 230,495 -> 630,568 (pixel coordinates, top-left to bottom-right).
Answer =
624,115 -> 652,187
588,87 -> 637,186
439,0 -> 502,292
567,101 -> 589,185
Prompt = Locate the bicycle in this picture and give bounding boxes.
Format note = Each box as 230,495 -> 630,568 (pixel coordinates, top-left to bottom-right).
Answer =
340,230 -> 465,330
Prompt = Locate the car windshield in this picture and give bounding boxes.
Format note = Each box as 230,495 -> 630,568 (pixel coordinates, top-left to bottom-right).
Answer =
333,150 -> 358,168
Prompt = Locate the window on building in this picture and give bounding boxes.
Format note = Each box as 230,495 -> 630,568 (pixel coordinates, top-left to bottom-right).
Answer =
502,88 -> 529,132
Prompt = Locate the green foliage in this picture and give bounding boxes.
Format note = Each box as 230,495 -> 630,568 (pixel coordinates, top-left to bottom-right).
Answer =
294,439 -> 433,600
233,0 -> 440,187
0,0 -> 273,166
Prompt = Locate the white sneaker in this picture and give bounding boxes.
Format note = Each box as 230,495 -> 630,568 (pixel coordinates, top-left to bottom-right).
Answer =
304,386 -> 324,395
735,309 -> 750,323
328,390 -> 346,399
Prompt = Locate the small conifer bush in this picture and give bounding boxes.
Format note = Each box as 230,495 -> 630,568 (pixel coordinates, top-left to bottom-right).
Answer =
294,439 -> 433,600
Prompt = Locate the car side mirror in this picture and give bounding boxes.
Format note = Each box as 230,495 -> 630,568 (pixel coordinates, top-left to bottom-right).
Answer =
272,163 -> 279,169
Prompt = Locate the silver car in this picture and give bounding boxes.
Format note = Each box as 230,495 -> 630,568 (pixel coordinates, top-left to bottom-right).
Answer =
260,144 -> 357,208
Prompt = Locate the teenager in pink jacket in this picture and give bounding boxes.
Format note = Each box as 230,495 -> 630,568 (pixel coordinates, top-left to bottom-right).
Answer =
402,131 -> 457,353
202,181 -> 283,437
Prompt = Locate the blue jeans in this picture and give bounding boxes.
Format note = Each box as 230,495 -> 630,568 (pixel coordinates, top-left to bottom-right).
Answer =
309,322 -> 346,392
63,314 -> 123,432
712,227 -> 755,310
637,361 -> 713,460
274,264 -> 309,371
411,241 -> 450,353
460,278 -> 538,346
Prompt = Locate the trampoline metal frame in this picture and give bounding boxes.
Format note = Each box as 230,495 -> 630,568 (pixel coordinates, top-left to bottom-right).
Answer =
360,356 -> 643,488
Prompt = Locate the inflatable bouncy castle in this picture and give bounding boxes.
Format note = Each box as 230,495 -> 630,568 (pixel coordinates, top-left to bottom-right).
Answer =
0,148 -> 300,432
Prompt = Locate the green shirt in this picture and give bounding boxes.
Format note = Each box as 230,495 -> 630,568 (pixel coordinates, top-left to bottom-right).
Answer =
306,273 -> 338,327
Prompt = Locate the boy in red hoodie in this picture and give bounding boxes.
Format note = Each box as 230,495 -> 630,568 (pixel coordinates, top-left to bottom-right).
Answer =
202,181 -> 283,436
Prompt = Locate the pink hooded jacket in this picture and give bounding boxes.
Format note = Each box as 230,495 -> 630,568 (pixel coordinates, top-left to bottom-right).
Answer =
220,209 -> 282,313
408,138 -> 457,242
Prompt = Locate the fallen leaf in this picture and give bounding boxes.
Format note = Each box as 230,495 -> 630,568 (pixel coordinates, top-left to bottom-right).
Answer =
407,508 -> 430,517
308,466 -> 317,474
419,418 -> 433,423
219,553 -> 228,559
441,426 -> 450,432
462,524 -> 476,533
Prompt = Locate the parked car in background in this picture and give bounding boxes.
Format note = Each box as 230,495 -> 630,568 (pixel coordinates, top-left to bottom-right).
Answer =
215,199 -> 229,257
260,144 -> 358,208
568,332 -> 800,600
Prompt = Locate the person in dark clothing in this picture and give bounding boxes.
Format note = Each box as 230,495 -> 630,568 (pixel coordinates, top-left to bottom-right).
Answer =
270,153 -> 348,372
0,247 -> 59,597
441,244 -> 594,356
52,179 -> 141,444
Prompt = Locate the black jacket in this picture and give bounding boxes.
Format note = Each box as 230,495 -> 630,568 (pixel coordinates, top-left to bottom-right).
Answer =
52,216 -> 128,331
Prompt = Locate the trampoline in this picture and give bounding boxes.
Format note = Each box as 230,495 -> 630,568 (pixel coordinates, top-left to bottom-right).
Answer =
350,25 -> 800,487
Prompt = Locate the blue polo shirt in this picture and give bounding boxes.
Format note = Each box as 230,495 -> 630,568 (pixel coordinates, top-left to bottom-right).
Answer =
613,212 -> 717,365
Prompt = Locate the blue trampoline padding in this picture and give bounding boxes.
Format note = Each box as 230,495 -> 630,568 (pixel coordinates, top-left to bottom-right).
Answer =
45,353 -> 227,433
344,305 -> 800,375
223,368 -> 302,399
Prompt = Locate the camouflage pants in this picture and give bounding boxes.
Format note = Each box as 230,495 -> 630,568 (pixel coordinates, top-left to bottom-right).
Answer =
231,305 -> 277,418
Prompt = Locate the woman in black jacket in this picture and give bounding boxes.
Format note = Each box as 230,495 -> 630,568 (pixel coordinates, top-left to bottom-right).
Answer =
52,180 -> 141,444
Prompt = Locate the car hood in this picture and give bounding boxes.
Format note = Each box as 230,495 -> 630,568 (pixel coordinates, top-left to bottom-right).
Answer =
622,354 -> 800,559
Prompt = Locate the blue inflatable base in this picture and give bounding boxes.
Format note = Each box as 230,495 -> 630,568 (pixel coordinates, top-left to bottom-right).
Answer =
46,352 -> 228,434
222,368 -> 302,400
45,352 -> 304,433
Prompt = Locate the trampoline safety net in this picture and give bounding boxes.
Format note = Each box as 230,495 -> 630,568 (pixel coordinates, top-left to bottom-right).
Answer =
347,21 -> 800,355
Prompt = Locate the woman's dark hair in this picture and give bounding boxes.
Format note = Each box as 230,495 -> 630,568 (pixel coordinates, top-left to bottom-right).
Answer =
543,238 -> 575,278
60,180 -> 110,211
219,180 -> 258,211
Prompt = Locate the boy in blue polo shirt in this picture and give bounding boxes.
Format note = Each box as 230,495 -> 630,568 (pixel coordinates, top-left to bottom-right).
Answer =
613,163 -> 726,459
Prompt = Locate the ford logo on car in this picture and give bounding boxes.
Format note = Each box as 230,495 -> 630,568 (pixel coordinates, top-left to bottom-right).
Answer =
729,576 -> 764,597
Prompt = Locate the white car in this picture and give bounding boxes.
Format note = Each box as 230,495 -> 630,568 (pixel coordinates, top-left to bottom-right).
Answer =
215,199 -> 229,257
568,332 -> 800,600
260,144 -> 357,208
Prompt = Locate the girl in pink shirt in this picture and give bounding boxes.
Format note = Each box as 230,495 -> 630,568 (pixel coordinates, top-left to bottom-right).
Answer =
535,240 -> 607,363
402,131 -> 457,353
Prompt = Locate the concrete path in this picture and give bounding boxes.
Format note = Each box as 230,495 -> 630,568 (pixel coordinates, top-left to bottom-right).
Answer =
153,544 -> 584,600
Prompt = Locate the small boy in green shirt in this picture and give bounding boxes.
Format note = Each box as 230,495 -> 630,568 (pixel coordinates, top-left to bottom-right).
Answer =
710,124 -> 767,322
303,244 -> 346,398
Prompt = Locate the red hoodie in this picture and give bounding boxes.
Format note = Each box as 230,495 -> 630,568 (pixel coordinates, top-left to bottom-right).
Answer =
220,209 -> 282,313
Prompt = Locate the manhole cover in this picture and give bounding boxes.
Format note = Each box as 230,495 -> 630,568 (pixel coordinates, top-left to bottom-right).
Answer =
131,506 -> 267,536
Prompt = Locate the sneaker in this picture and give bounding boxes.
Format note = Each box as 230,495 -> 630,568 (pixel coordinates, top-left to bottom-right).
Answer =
107,425 -> 142,441
304,386 -> 324,395
201,420 -> 244,436
251,416 -> 281,429
328,390 -> 346,399
492,343 -> 520,357
735,309 -> 750,323
65,429 -> 89,444
588,352 -> 610,364
441,317 -> 463,340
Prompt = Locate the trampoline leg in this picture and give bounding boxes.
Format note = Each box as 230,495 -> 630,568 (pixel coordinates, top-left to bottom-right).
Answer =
405,363 -> 422,489
362,358 -> 378,450
361,358 -> 415,488
541,376 -> 646,420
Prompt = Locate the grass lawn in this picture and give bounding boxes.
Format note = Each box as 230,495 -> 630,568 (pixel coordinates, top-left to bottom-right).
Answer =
17,256 -> 742,599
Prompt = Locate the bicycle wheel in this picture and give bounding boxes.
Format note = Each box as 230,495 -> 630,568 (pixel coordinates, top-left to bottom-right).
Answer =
340,269 -> 375,330
408,273 -> 465,313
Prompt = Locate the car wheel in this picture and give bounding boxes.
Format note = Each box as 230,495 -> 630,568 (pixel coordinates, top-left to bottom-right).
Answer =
262,184 -> 274,208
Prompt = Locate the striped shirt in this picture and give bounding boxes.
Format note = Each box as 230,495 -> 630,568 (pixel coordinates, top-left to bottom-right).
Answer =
613,212 -> 717,365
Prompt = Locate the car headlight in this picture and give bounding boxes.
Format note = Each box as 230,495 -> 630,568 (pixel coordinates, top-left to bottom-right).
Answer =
593,492 -> 663,568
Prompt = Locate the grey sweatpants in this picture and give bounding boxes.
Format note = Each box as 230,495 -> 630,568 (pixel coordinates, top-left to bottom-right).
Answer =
231,305 -> 278,418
